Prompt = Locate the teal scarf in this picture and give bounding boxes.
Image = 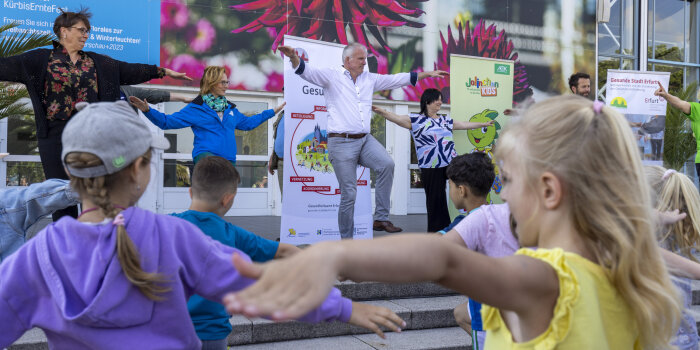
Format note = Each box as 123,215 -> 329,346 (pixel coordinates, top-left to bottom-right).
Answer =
203,94 -> 228,112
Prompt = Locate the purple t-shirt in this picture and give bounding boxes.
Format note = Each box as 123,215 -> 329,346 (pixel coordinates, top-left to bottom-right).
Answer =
0,207 -> 352,349
453,204 -> 519,258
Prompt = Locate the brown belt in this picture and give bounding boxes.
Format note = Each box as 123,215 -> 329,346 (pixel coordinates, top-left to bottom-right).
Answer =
328,132 -> 367,139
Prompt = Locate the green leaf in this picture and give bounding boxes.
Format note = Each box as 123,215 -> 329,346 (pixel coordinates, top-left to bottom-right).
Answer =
0,22 -> 54,58
388,38 -> 420,75
0,22 -> 54,120
663,82 -> 698,170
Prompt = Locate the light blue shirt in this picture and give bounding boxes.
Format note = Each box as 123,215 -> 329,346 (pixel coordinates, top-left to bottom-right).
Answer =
0,179 -> 79,262
274,117 -> 285,158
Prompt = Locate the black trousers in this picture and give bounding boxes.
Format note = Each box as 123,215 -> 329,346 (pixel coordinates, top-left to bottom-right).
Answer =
38,120 -> 78,220
420,167 -> 451,232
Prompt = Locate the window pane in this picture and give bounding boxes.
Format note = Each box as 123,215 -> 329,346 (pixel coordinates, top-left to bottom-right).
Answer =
6,161 -> 45,186
233,101 -> 269,156
7,115 -> 39,156
652,63 -> 684,92
369,112 -> 386,188
598,0 -> 623,55
410,169 -> 423,189
597,57 -> 620,92
163,159 -> 193,187
650,0 -> 685,62
236,160 -> 268,188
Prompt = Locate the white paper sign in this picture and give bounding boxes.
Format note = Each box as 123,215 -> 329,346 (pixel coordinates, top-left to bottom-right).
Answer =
605,70 -> 670,115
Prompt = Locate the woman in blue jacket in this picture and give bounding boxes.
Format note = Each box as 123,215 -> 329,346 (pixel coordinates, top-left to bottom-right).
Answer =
130,66 -> 285,164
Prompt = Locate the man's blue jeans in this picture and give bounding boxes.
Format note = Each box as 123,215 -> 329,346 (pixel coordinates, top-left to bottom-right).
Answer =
0,179 -> 79,262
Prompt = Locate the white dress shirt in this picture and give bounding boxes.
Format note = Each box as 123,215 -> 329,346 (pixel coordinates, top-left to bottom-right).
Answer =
294,60 -> 415,134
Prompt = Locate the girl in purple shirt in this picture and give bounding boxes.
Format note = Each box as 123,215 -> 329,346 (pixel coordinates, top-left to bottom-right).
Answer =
0,101 -> 404,349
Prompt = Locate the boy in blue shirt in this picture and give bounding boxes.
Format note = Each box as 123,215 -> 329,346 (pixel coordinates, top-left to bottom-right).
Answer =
171,156 -> 300,349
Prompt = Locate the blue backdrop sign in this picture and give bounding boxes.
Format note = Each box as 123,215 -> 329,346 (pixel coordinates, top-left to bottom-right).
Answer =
2,0 -> 160,65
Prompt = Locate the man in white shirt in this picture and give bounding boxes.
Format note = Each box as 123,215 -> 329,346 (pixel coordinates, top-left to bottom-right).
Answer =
279,43 -> 448,239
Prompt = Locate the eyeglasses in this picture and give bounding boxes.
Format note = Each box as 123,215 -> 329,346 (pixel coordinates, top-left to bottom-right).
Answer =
219,80 -> 230,86
69,27 -> 90,35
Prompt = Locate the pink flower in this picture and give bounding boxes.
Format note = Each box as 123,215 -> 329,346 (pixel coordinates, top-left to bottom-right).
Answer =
264,71 -> 283,92
403,20 -> 532,103
161,0 -> 189,30
187,19 -> 216,53
160,46 -> 171,66
170,54 -> 206,80
230,0 -> 427,56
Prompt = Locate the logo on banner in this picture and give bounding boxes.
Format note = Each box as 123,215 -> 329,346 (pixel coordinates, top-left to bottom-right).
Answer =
288,228 -> 297,237
316,229 -> 323,235
494,64 -> 510,75
466,76 -> 499,97
610,97 -> 628,108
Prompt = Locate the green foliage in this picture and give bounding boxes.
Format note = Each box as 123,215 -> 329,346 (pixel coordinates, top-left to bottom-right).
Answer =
663,82 -> 698,170
0,22 -> 54,121
388,38 -> 420,75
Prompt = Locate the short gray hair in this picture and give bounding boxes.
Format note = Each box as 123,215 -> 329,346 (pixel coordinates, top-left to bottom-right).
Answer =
342,43 -> 367,63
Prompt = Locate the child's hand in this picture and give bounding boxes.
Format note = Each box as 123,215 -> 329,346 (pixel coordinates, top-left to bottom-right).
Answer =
224,247 -> 339,320
349,302 -> 406,339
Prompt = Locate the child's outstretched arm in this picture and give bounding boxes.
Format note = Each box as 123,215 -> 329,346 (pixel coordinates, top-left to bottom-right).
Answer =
274,243 -> 301,259
348,302 -> 406,338
224,234 -> 558,322
660,248 -> 700,279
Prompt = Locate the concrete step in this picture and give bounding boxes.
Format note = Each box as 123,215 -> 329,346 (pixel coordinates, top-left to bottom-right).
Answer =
335,281 -> 457,301
10,296 -> 467,349
232,327 -> 473,350
228,296 -> 467,345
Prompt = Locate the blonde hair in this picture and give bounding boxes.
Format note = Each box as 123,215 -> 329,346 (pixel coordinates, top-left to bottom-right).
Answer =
645,165 -> 700,261
199,66 -> 227,96
495,95 -> 681,349
65,149 -> 171,301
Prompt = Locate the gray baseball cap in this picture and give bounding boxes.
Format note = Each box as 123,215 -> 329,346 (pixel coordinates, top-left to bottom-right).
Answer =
62,100 -> 170,178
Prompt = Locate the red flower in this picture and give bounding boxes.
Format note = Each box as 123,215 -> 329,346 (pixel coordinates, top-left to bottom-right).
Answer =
403,20 -> 531,103
230,0 -> 427,56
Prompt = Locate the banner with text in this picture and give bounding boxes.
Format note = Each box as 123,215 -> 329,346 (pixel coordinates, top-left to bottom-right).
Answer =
280,36 -> 372,244
450,54 -> 514,208
2,0 -> 160,64
606,70 -> 670,115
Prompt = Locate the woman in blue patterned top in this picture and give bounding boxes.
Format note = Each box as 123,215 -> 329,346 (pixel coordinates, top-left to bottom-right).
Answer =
372,89 -> 493,232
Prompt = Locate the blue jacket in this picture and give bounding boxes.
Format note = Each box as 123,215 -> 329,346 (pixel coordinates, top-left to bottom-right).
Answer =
143,96 -> 275,162
0,179 -> 79,262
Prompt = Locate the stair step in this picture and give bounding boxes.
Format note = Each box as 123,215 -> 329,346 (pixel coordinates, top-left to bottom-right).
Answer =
335,281 -> 457,300
232,327 -> 472,350
12,296 -> 467,349
228,296 -> 467,345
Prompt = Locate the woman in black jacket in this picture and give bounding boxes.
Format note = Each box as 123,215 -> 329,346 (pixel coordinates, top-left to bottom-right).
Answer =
0,8 -> 190,219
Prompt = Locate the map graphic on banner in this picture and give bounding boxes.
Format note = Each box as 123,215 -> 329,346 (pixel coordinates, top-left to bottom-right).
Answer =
606,70 -> 670,115
280,36 -> 372,245
2,0 -> 160,64
450,54 -> 514,208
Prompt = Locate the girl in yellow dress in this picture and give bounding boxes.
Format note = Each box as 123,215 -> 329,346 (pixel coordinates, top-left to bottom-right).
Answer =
222,95 -> 682,350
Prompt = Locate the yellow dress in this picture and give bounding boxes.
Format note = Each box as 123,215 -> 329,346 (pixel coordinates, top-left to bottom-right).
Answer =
482,248 -> 640,350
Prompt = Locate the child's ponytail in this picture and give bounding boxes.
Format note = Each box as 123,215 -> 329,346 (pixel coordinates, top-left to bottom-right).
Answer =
66,151 -> 170,301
